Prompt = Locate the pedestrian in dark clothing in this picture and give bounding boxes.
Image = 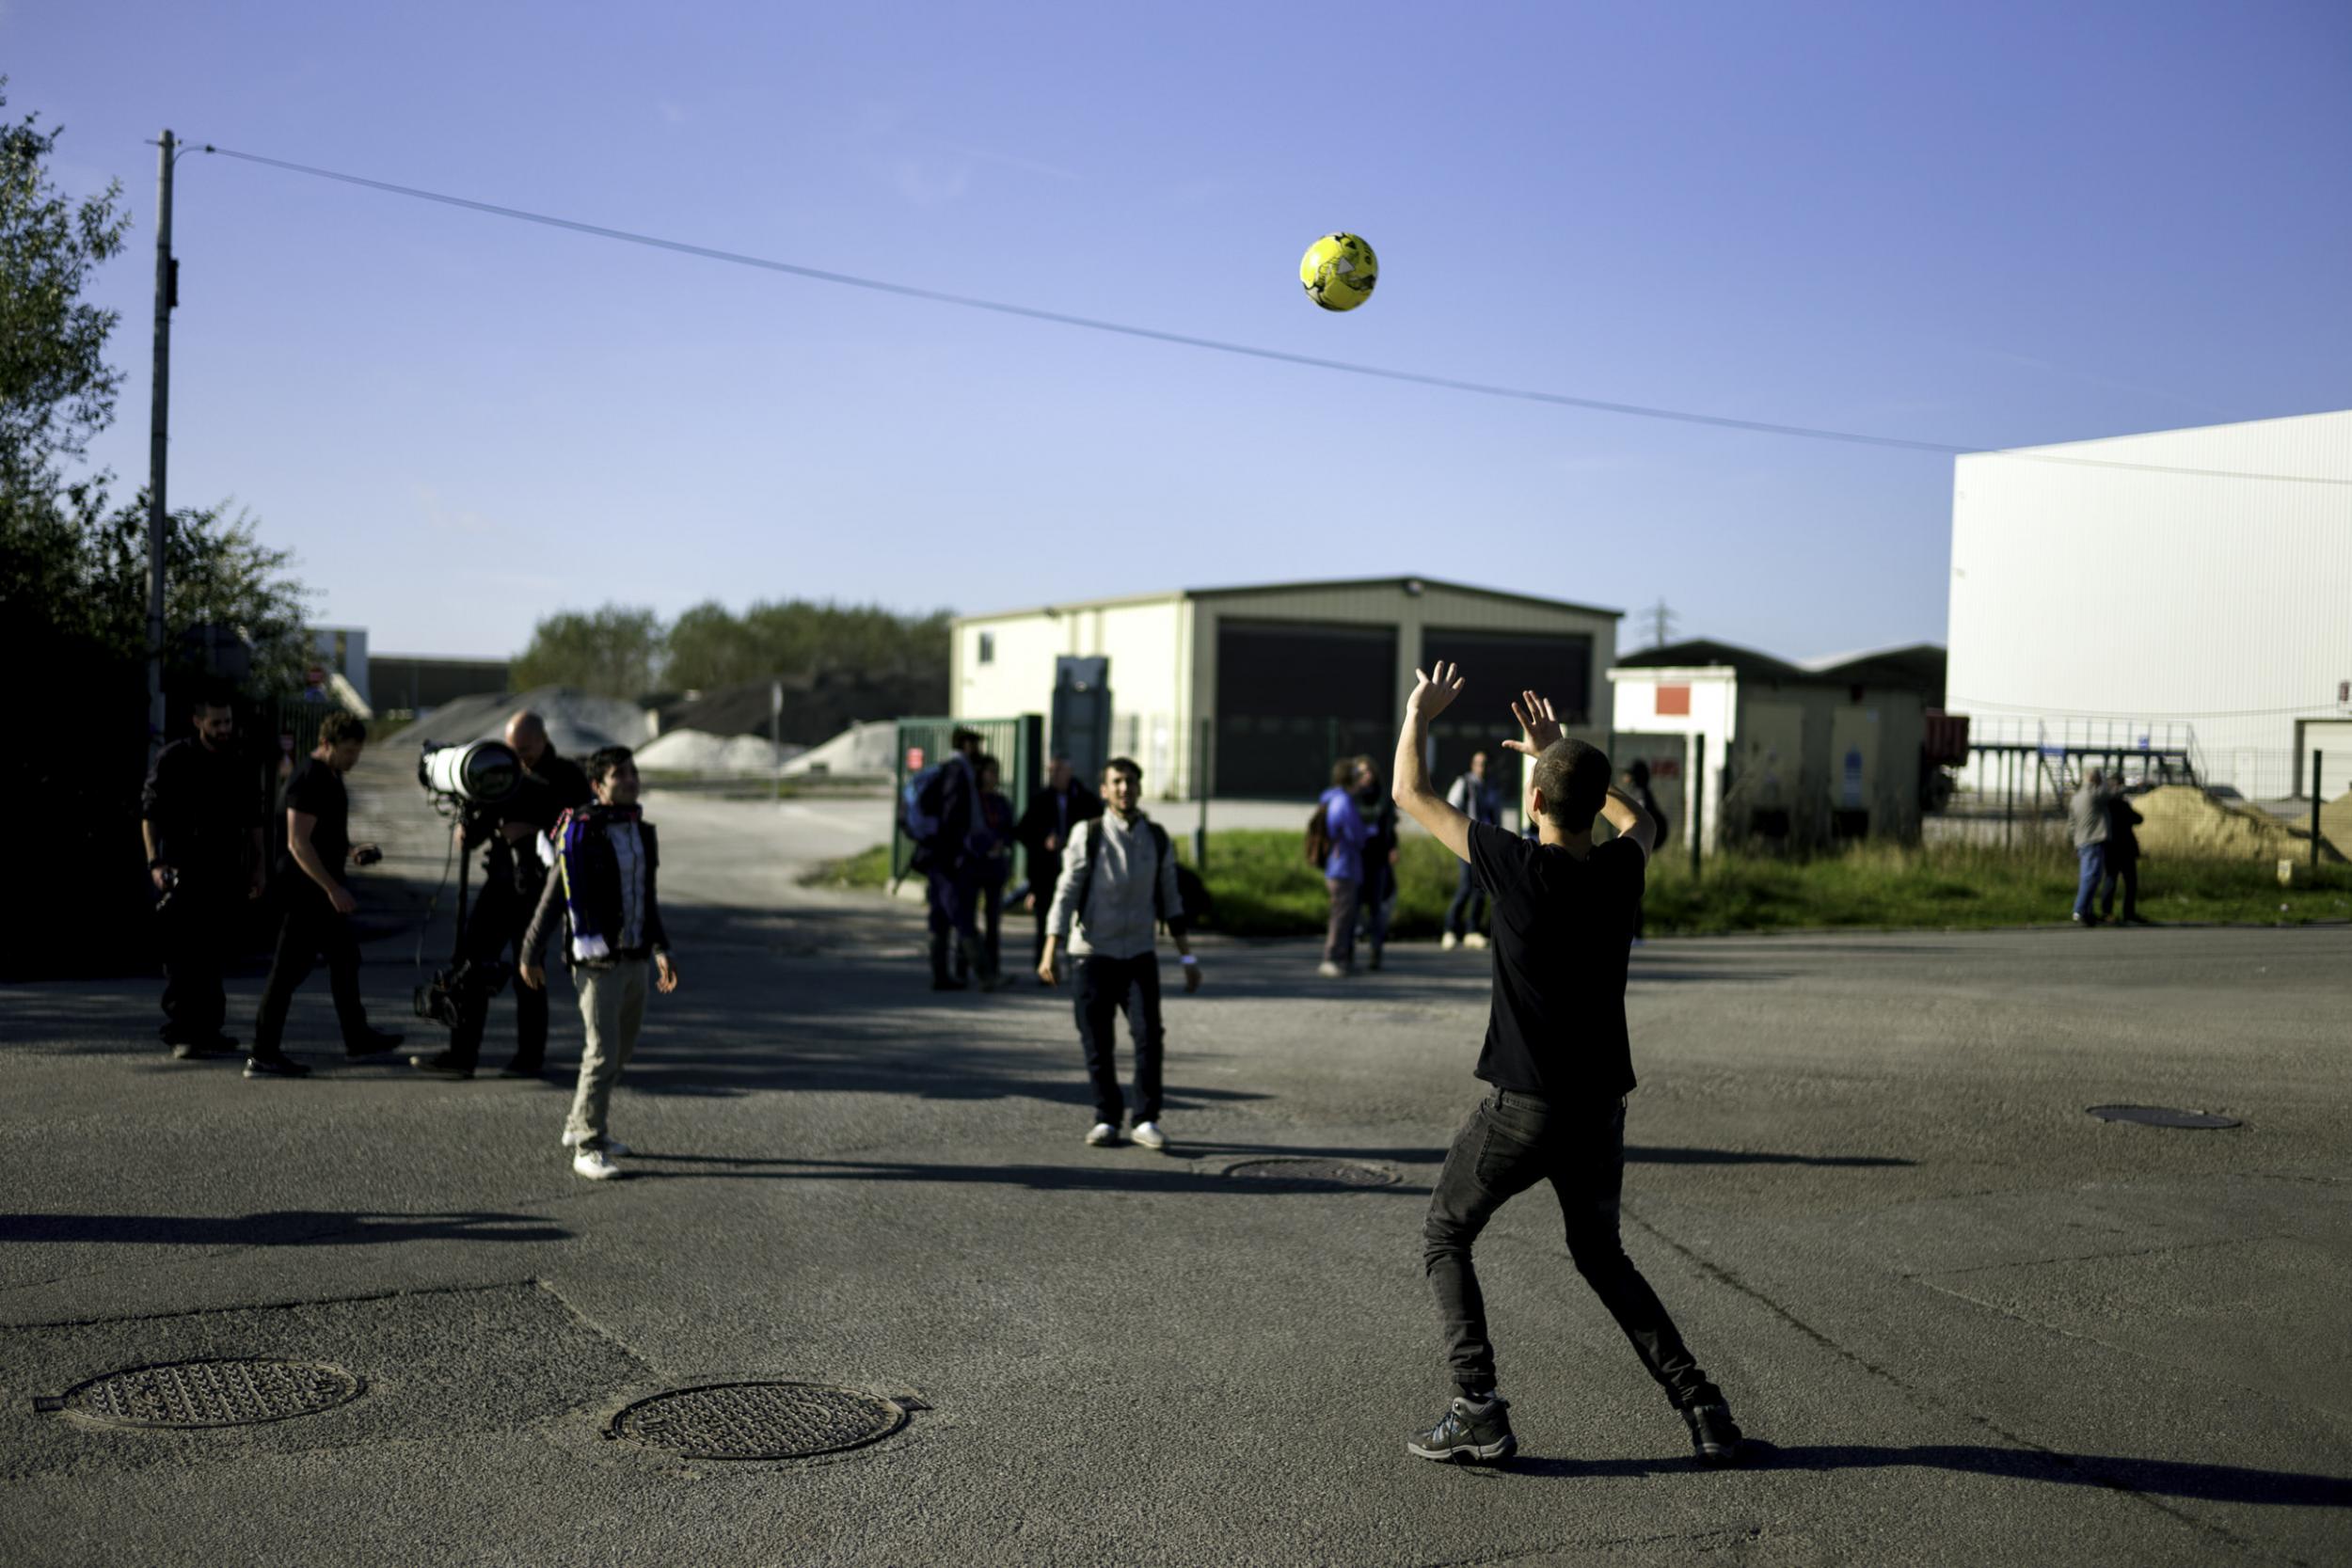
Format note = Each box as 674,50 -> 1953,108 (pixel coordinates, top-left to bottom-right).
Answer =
247,712 -> 404,1078
415,710 -> 595,1080
2100,785 -> 2148,924
912,727 -> 999,990
1391,666 -> 1747,1469
142,688 -> 265,1058
1358,759 -> 1401,971
973,754 -> 1019,980
1017,754 -> 1104,976
1442,751 -> 1502,951
1621,760 -> 1669,943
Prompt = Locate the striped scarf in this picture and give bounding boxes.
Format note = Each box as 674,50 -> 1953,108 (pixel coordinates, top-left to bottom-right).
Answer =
548,802 -> 644,961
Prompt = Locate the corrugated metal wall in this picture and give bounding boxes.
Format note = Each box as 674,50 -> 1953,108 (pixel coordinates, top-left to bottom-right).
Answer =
1947,410 -> 2352,798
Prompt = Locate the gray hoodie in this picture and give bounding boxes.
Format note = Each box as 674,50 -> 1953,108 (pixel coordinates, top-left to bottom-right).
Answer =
2067,784 -> 2109,849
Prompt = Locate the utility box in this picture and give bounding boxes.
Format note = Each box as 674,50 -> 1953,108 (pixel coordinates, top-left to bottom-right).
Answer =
1052,657 -> 1112,784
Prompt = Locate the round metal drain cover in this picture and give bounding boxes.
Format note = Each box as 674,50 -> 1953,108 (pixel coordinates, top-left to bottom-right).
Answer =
1224,1157 -> 1399,1187
57,1358 -> 362,1429
611,1382 -> 907,1460
2088,1104 -> 2241,1130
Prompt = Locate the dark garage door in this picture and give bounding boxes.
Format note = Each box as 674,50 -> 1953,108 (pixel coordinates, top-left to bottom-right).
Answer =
1214,621 -> 1398,799
1417,627 -> 1595,788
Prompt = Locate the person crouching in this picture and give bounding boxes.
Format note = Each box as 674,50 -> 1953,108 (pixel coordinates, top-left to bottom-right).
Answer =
518,746 -> 680,1180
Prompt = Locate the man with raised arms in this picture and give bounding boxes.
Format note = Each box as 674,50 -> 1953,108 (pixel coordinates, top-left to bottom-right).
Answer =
1390,662 -> 1746,1468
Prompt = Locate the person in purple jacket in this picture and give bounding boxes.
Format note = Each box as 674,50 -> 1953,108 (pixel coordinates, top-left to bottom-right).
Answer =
1317,757 -> 1373,978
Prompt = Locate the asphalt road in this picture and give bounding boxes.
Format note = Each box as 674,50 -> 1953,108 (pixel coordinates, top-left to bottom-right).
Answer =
1,752 -> 2345,1567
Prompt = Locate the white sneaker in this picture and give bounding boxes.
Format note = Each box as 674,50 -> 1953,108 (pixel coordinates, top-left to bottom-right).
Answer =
572,1146 -> 623,1180
1085,1122 -> 1118,1147
1440,932 -> 1460,951
1316,960 -> 1345,978
560,1131 -> 629,1157
1463,932 -> 1490,950
1131,1120 -> 1167,1151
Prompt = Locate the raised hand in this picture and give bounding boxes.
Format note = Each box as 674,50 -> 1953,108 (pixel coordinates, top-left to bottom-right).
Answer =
1408,661 -> 1468,721
1503,689 -> 1564,756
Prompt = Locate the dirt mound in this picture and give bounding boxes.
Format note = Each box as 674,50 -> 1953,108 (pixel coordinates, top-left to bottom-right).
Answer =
658,669 -> 946,746
638,728 -> 805,775
403,687 -> 653,760
2131,784 -> 2344,863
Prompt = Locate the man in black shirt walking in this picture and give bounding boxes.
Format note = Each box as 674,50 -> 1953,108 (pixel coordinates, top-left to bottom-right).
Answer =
1391,663 -> 1745,1467
1016,754 -> 1103,977
247,711 -> 403,1078
414,710 -> 595,1079
141,686 -> 264,1058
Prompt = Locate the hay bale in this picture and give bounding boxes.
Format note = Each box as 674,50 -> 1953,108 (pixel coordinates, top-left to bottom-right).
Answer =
2131,784 -> 2344,863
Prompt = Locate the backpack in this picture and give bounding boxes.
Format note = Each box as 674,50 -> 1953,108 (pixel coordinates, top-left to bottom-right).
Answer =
902,764 -> 946,843
1067,816 -> 1182,933
1305,801 -> 1332,869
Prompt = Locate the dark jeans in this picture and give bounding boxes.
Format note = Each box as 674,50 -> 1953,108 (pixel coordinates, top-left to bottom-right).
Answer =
158,866 -> 240,1042
1074,954 -> 1164,1127
980,872 -> 1007,974
446,866 -> 546,1067
1423,1087 -> 1719,1407
2100,851 -> 2139,918
1444,862 -> 1488,939
2074,844 -> 2107,918
251,879 -> 371,1056
1324,877 -> 1361,965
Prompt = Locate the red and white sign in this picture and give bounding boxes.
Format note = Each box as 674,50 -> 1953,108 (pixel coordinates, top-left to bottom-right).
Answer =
1655,684 -> 1692,718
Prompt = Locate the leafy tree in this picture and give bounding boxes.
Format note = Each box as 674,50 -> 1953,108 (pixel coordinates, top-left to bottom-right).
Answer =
0,81 -> 130,499
512,604 -> 665,696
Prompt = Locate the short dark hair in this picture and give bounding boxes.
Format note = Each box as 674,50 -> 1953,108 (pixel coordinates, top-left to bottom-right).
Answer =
1531,738 -> 1610,828
977,752 -> 1002,783
189,681 -> 235,714
586,745 -> 636,784
1103,756 -> 1142,785
318,711 -> 368,747
952,726 -> 983,751
1330,757 -> 1359,788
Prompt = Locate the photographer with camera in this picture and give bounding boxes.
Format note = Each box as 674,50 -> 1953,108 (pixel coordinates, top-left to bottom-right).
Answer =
246,711 -> 405,1079
141,684 -> 265,1059
412,711 -> 592,1080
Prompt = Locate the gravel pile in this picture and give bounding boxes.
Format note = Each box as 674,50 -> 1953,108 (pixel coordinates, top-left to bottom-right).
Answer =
783,720 -> 898,778
638,728 -> 805,775
403,687 -> 655,760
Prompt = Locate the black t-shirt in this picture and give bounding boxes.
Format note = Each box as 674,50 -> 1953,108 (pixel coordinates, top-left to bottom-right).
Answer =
1465,821 -> 1645,1101
142,736 -> 258,871
505,752 -> 594,834
279,755 -> 351,881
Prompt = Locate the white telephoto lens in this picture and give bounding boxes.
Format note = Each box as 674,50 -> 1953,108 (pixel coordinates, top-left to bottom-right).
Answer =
419,739 -> 522,803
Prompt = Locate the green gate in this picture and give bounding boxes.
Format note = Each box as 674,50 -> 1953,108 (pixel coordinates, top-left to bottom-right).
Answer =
892,715 -> 1045,884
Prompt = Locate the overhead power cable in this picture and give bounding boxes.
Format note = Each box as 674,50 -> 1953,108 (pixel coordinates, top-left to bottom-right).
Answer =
199,145 -> 2351,489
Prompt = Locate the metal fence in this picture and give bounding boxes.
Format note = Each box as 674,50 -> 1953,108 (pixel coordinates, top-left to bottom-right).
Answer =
889,715 -> 1045,883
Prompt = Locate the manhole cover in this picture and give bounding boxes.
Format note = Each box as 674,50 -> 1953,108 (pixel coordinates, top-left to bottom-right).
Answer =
50,1358 -> 362,1429
2087,1105 -> 2241,1130
1223,1158 -> 1400,1187
610,1383 -> 908,1459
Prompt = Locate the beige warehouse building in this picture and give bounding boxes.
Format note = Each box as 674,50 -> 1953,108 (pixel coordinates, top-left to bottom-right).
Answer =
952,576 -> 1620,799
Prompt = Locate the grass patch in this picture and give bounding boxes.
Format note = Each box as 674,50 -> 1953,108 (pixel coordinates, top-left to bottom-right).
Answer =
1181,830 -> 2352,939
800,843 -> 892,890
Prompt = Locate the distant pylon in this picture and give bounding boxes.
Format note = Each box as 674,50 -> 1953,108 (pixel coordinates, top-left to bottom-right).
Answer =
1643,598 -> 1677,649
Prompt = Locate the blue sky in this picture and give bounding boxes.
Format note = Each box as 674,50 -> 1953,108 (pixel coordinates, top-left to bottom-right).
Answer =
15,1 -> 2349,659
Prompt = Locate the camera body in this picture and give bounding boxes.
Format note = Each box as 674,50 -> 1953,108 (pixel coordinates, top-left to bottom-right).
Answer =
414,957 -> 512,1028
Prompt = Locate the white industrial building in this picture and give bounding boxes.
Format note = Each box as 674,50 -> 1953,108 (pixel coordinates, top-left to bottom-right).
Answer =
1607,641 -> 1947,849
1946,409 -> 2352,800
951,577 -> 1619,799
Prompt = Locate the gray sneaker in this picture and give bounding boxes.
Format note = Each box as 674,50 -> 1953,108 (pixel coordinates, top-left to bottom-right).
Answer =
1407,1394 -> 1516,1463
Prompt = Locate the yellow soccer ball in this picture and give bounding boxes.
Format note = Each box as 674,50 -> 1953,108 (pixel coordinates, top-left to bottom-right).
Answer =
1299,232 -> 1378,311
